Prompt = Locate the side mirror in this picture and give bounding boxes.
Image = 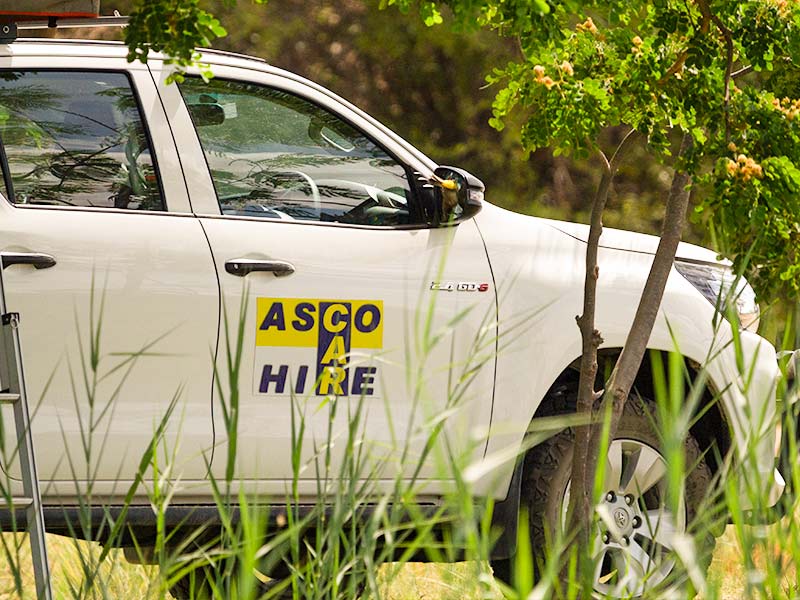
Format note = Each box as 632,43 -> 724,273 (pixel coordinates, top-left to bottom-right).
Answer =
416,166 -> 484,226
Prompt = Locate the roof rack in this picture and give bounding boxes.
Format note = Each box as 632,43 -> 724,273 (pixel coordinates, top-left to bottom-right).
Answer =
199,47 -> 268,64
0,15 -> 127,43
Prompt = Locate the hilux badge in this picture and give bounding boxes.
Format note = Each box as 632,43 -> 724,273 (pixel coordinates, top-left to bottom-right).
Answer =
430,282 -> 490,292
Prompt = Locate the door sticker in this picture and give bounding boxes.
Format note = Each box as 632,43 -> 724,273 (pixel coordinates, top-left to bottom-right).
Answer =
254,298 -> 383,397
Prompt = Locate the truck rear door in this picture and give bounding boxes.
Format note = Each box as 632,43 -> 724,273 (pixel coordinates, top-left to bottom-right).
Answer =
0,50 -> 218,497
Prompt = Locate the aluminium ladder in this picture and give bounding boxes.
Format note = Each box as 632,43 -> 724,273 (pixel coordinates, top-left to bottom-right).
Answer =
0,261 -> 52,600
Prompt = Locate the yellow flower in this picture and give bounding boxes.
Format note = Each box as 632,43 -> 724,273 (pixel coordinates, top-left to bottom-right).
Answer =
770,0 -> 790,17
577,17 -> 598,34
727,155 -> 764,182
560,61 -> 574,76
632,35 -> 643,47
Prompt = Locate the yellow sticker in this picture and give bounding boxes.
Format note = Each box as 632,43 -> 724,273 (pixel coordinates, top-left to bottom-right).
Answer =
254,298 -> 384,397
255,298 -> 383,349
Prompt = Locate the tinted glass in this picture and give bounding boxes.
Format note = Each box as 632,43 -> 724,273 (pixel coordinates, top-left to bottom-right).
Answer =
0,71 -> 163,211
180,78 -> 415,226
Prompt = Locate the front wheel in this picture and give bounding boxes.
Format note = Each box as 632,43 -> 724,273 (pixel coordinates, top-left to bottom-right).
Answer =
492,394 -> 716,597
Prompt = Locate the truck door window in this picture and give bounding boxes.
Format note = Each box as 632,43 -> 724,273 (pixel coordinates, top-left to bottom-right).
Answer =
179,77 -> 416,226
0,71 -> 163,211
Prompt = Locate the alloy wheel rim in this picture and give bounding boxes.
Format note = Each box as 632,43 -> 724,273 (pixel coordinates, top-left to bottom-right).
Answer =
561,438 -> 686,597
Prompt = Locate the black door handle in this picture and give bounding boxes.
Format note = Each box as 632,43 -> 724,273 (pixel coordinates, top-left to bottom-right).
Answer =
1,252 -> 57,270
225,259 -> 295,277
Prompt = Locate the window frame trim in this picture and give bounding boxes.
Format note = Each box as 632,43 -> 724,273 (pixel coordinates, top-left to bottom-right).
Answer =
196,211 -> 458,231
0,67 -> 169,215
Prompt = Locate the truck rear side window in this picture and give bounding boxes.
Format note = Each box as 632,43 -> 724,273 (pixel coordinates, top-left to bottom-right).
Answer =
0,71 -> 163,211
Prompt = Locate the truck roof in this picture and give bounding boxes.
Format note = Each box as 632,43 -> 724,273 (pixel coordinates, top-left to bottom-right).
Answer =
1,38 -> 269,68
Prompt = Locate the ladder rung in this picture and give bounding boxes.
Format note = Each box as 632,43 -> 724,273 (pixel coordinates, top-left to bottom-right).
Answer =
0,497 -> 33,509
0,392 -> 20,404
0,268 -> 52,598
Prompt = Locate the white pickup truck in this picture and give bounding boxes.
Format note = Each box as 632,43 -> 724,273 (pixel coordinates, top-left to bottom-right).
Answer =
0,38 -> 786,597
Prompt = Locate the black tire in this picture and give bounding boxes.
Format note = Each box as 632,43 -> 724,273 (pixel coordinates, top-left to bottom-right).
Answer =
168,565 -> 216,600
492,393 -> 716,597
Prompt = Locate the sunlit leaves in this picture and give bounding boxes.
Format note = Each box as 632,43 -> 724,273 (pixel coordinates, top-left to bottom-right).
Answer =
120,0 -> 800,298
700,87 -> 800,297
384,0 -> 800,300
125,0 -> 227,81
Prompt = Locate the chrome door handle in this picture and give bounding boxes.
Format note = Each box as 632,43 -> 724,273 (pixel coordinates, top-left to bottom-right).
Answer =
1,252 -> 56,270
225,258 -> 295,277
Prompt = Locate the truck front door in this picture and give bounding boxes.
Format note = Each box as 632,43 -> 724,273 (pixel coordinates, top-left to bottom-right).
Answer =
156,63 -> 496,496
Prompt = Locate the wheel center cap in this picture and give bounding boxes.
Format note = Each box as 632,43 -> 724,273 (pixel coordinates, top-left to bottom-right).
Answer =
613,507 -> 629,530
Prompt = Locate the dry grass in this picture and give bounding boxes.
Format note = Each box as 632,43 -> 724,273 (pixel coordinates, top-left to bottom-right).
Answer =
706,528 -> 746,599
0,535 -> 156,599
0,526 -> 763,600
0,534 -> 493,600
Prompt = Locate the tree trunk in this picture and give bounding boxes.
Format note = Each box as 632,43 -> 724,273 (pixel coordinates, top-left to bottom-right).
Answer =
595,133 -> 694,451
566,129 -> 639,544
566,133 -> 694,590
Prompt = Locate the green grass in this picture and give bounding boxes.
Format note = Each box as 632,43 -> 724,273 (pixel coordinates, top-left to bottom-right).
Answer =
2,277 -> 799,599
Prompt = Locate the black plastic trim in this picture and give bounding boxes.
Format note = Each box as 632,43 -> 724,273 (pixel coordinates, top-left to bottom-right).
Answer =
195,212 -> 473,231
488,460 -> 523,560
0,503 -> 433,543
0,499 -> 517,560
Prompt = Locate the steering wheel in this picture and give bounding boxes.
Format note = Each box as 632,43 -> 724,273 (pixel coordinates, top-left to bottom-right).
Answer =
329,182 -> 409,225
264,169 -> 321,213
123,130 -> 148,196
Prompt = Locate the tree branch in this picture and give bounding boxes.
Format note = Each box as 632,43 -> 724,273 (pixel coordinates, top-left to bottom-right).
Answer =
598,133 -> 694,446
693,0 -> 712,32
566,127 -> 640,552
659,51 -> 689,85
659,0 -> 711,85
696,0 -> 734,141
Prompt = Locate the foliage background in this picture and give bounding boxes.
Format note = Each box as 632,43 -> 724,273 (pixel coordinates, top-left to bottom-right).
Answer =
7,4 -> 798,599
52,0 -> 694,244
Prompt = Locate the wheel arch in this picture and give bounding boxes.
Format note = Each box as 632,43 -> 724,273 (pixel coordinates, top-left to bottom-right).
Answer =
490,347 -> 731,560
532,348 -> 731,474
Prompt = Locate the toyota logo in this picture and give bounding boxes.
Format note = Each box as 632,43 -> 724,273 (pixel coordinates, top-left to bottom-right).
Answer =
614,508 -> 629,530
